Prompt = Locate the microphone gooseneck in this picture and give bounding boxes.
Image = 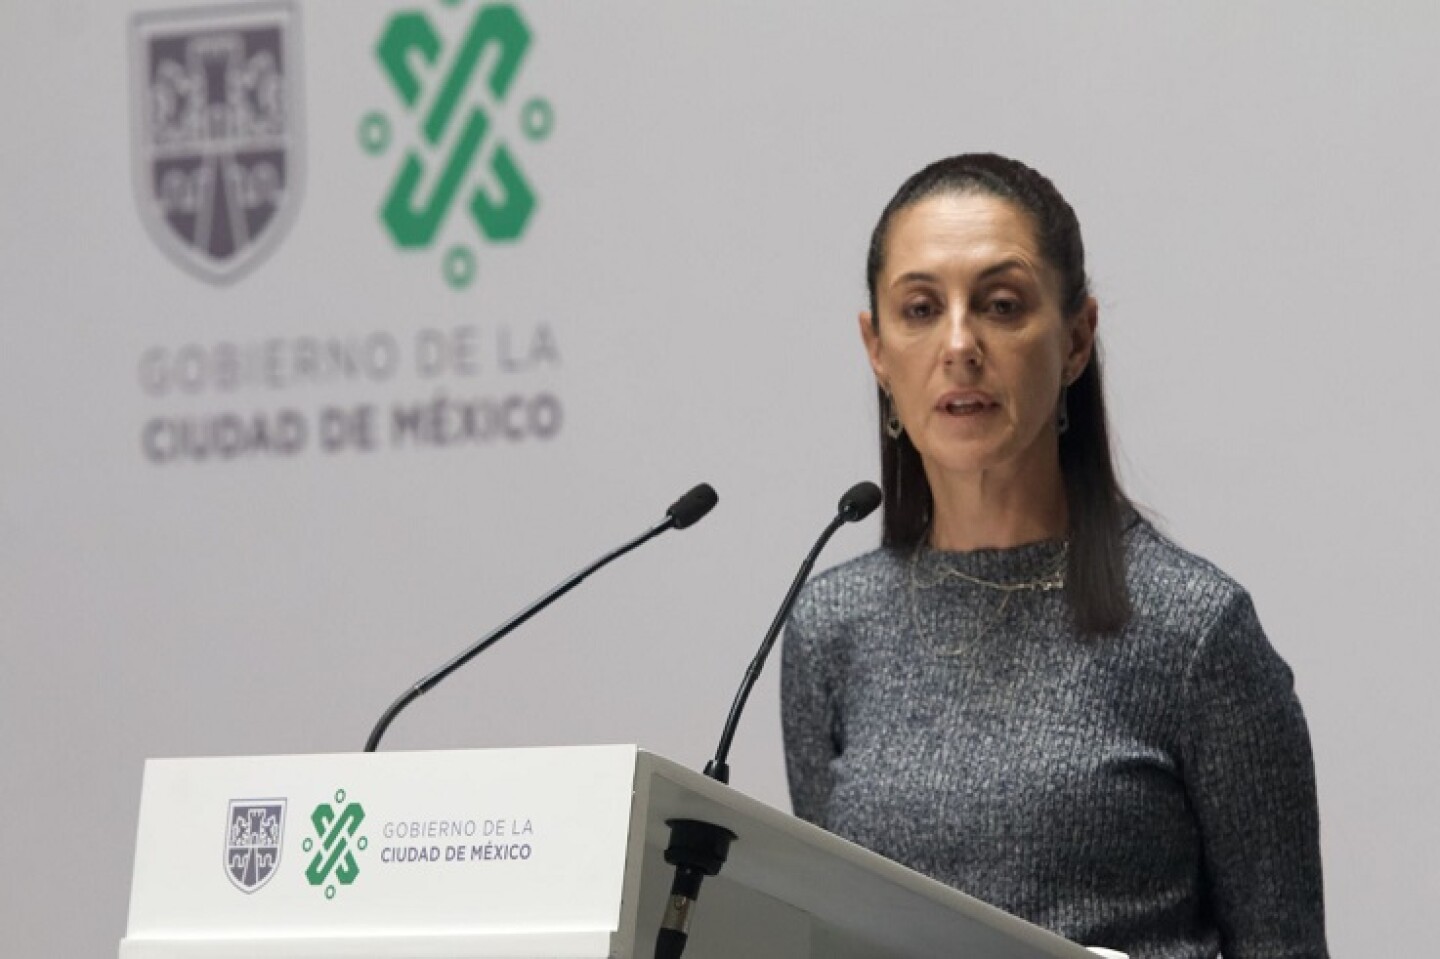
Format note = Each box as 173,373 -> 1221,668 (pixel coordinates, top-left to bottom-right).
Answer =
704,480 -> 880,783
363,483 -> 718,752
653,481 -> 879,959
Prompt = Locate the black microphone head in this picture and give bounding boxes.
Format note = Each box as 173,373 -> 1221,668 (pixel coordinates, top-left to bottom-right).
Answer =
667,483 -> 719,529
838,481 -> 882,523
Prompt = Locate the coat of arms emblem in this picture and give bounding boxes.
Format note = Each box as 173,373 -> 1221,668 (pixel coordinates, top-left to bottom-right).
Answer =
130,3 -> 302,284
225,799 -> 286,893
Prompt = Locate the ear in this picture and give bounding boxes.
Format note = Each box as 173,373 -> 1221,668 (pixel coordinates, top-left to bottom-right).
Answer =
1064,296 -> 1098,384
859,309 -> 887,388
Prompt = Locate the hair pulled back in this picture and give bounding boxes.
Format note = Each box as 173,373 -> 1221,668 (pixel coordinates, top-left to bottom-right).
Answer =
865,153 -> 1130,635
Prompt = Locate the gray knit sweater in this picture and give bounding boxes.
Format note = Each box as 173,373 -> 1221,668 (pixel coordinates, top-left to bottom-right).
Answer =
781,514 -> 1327,959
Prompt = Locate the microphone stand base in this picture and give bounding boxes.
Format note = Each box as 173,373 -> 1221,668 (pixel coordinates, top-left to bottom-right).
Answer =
653,818 -> 737,959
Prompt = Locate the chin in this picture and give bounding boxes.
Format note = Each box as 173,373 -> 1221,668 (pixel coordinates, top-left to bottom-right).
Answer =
918,444 -> 1012,478
924,428 -> 1051,474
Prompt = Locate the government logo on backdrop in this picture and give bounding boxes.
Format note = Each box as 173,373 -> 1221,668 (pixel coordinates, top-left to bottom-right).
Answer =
224,799 -> 286,893
361,1 -> 553,289
130,3 -> 303,284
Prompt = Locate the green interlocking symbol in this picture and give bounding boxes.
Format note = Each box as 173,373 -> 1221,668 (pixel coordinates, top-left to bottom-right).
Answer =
361,1 -> 553,289
302,788 -> 368,900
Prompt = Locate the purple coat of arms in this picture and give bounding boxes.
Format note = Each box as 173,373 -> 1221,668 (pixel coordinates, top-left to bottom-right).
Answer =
131,3 -> 302,284
225,799 -> 286,893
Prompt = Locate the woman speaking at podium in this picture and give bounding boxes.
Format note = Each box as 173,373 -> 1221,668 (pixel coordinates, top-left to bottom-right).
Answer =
781,154 -> 1328,959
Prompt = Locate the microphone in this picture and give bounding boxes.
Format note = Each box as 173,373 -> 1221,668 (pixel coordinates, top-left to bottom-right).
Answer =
666,483 -> 719,529
363,483 -> 718,752
704,480 -> 880,783
653,481 -> 880,959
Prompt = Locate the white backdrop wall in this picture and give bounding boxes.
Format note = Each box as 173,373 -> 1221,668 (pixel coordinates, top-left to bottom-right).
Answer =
2,1 -> 1436,956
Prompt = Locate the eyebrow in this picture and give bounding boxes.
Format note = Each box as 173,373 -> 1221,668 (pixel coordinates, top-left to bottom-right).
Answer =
889,258 -> 1037,288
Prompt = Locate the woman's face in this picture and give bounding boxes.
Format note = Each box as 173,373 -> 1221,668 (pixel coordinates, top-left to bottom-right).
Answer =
861,192 -> 1095,484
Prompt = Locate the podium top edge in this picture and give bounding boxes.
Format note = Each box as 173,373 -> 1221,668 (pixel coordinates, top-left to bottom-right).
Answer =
139,743 -> 645,766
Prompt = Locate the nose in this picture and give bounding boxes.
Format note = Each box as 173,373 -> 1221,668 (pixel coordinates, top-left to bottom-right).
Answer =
942,306 -> 983,370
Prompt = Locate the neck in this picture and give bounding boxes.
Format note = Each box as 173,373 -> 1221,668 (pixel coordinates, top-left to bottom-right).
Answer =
923,448 -> 1067,552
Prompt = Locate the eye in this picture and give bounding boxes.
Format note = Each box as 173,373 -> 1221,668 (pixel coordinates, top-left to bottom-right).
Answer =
985,295 -> 1024,318
900,297 -> 940,322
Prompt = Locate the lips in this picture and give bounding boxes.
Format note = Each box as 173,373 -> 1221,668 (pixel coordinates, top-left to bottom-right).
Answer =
936,391 -> 999,415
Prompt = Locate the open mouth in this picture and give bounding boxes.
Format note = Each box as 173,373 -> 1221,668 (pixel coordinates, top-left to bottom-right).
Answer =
939,397 -> 999,415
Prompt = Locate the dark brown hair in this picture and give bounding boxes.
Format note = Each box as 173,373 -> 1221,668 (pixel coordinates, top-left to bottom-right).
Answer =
866,153 -> 1130,635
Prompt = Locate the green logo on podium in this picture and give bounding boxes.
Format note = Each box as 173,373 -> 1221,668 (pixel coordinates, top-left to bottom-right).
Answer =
303,788 -> 368,899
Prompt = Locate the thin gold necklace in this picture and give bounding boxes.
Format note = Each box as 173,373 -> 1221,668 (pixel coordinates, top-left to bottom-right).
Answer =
908,540 -> 1067,655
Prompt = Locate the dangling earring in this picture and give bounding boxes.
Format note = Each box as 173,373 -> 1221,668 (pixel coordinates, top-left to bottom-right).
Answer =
895,442 -> 904,509
885,392 -> 904,440
1056,383 -> 1070,435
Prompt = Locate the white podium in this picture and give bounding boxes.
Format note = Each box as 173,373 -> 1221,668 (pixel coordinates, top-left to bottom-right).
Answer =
121,745 -> 1101,959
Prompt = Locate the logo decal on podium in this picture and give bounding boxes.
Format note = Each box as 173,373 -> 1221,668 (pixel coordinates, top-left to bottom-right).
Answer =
304,788 -> 368,899
130,2 -> 303,284
224,799 -> 286,893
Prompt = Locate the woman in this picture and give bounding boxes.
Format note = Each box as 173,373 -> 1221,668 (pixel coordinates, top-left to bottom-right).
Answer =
781,154 -> 1328,959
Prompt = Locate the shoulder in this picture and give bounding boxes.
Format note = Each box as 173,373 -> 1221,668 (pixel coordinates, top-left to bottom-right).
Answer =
784,548 -> 901,683
1121,512 -> 1294,692
794,544 -> 904,613
1122,512 -> 1251,637
792,546 -> 907,628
